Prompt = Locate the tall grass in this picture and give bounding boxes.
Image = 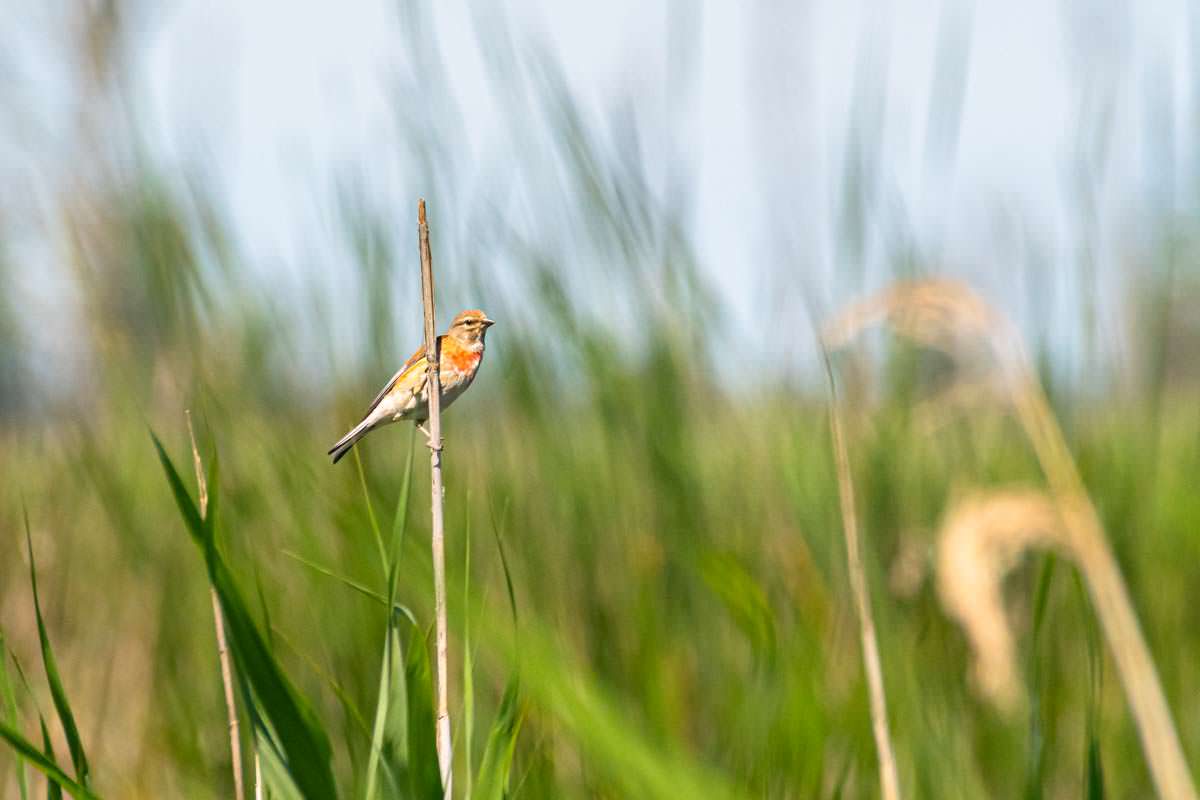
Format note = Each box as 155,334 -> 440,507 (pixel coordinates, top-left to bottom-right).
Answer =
2,291 -> 1199,796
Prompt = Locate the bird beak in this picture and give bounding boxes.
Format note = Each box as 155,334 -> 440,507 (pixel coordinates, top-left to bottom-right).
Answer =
482,317 -> 496,327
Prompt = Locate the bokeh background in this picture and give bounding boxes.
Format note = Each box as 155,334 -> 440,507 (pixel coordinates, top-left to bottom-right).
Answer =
2,0 -> 1199,797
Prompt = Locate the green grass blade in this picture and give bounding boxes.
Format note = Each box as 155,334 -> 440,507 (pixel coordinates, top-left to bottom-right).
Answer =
204,447 -> 221,543
206,532 -> 338,799
1085,735 -> 1105,800
11,637 -> 64,800
281,550 -> 416,626
829,751 -> 852,800
388,427 -> 417,598
488,500 -> 518,632
353,448 -> 389,574
366,428 -> 419,800
0,634 -> 29,800
150,433 -> 205,547
283,549 -> 386,604
405,626 -> 443,800
9,656 -> 49,800
462,646 -> 475,800
253,560 -> 275,652
487,619 -> 743,800
153,431 -> 338,799
255,727 -> 304,800
268,624 -> 372,742
695,549 -> 776,659
364,611 -> 410,800
0,721 -> 97,800
39,715 -> 62,800
474,679 -> 522,800
1031,555 -> 1057,641
22,511 -> 90,788
463,505 -> 474,800
363,626 -> 392,800
1074,568 -> 1105,800
1025,555 -> 1057,800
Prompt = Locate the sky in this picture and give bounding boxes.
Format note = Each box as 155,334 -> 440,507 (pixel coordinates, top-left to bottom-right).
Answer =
6,0 -> 1198,381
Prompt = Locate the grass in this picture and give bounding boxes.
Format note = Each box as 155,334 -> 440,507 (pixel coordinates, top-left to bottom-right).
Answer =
3,231 -> 1199,799
2,305 -> 1198,796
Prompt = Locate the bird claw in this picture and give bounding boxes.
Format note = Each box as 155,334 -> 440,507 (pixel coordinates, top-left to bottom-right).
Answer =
417,422 -> 443,451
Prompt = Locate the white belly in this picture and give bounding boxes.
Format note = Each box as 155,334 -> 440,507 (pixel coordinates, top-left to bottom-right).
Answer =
380,372 -> 475,423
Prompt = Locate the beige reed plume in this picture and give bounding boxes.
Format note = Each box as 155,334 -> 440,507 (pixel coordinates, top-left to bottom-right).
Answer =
935,490 -> 1063,712
824,279 -> 1197,800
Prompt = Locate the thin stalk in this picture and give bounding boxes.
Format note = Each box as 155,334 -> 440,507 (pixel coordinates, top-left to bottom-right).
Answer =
1004,360 -> 1197,800
418,199 -> 452,797
187,411 -> 244,800
354,448 -> 390,574
821,353 -> 901,800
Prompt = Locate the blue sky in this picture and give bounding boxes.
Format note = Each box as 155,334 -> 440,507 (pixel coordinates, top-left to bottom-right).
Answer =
6,0 -> 1196,382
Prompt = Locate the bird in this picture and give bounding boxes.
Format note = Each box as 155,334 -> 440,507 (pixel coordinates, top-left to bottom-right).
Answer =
328,309 -> 495,464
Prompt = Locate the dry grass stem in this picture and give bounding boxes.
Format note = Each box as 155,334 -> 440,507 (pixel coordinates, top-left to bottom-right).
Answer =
822,351 -> 902,800
187,411 -> 244,800
418,199 -> 453,798
825,280 -> 1197,800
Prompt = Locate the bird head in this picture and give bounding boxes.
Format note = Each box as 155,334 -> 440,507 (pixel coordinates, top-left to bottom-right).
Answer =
448,309 -> 495,346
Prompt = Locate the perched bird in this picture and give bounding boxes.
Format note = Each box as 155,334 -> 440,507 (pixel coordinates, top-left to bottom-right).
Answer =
328,309 -> 495,463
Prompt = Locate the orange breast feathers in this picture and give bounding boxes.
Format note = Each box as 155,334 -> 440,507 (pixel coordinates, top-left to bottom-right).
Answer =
439,338 -> 482,376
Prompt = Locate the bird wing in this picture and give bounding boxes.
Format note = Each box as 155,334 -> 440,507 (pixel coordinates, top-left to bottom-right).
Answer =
360,337 -> 442,417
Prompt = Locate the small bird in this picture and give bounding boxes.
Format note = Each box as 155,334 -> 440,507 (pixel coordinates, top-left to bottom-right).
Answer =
328,309 -> 495,463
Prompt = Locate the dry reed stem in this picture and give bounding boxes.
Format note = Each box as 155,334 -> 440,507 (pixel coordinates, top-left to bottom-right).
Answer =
824,280 -> 1197,800
187,411 -> 244,800
418,199 -> 453,798
822,350 -> 902,800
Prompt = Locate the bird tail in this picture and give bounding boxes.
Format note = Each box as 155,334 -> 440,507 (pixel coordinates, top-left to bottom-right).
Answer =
328,415 -> 381,464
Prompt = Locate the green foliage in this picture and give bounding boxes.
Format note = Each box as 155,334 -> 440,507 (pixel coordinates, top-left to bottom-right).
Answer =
1086,735 -> 1106,800
474,679 -> 522,800
364,609 -> 413,800
0,722 -> 96,800
152,435 -> 338,799
0,634 -> 28,800
0,539 -> 95,799
1,320 -> 1191,797
39,714 -> 63,800
22,515 -> 90,791
401,626 -> 444,800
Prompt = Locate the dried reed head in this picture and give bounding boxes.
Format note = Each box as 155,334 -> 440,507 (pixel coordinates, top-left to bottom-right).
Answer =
936,490 -> 1065,712
821,280 -> 1040,440
822,279 -> 1028,391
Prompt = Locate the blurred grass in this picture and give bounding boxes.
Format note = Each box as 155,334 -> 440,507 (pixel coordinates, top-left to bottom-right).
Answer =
3,2 -> 1200,797
3,252 -> 1197,796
